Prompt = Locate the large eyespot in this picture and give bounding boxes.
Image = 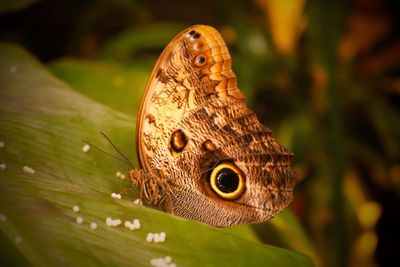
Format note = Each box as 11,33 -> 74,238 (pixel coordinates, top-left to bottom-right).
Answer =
194,54 -> 207,67
209,162 -> 245,200
169,129 -> 187,153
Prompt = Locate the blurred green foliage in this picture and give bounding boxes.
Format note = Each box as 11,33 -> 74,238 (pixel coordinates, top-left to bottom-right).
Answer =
1,0 -> 399,267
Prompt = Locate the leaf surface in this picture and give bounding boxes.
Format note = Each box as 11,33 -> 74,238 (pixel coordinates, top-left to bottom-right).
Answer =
0,42 -> 314,267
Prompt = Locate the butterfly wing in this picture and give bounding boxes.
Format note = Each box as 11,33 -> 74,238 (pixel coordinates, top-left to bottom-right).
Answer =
134,25 -> 295,227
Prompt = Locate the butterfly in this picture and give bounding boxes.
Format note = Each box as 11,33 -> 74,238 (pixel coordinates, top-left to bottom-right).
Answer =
130,25 -> 295,227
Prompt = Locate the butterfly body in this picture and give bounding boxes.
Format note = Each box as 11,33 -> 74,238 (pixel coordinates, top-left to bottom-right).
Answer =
131,25 -> 295,227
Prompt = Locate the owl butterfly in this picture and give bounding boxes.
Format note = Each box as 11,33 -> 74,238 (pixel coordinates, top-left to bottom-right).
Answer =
130,25 -> 296,227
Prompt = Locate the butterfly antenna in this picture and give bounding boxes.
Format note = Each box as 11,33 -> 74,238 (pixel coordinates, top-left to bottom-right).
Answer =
100,131 -> 134,168
81,139 -> 132,167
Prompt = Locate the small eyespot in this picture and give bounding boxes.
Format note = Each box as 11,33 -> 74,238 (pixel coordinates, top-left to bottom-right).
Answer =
202,140 -> 217,152
188,30 -> 201,39
209,162 -> 245,200
194,54 -> 207,67
169,130 -> 187,153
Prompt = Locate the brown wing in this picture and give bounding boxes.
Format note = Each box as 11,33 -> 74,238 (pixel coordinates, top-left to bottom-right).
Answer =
136,25 -> 245,174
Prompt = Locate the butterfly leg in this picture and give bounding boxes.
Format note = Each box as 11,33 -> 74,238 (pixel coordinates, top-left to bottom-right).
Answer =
129,169 -> 166,207
129,169 -> 145,202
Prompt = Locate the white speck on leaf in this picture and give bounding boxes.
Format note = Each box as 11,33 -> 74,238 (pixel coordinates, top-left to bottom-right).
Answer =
0,214 -> 7,222
90,222 -> 97,230
10,66 -> 17,73
150,256 -> 177,267
23,166 -> 35,174
146,232 -> 154,242
111,192 -> 122,199
106,217 -> 121,227
133,198 -> 143,205
82,144 -> 90,152
76,217 -> 83,224
15,236 -> 21,244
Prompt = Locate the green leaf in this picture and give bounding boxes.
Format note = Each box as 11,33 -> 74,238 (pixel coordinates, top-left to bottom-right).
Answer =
98,23 -> 186,61
49,58 -> 149,116
0,42 -> 314,267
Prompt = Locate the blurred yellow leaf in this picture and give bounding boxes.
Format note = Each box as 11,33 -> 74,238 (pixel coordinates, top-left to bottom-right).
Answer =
357,202 -> 381,230
350,231 -> 378,267
344,168 -> 367,209
255,0 -> 306,54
